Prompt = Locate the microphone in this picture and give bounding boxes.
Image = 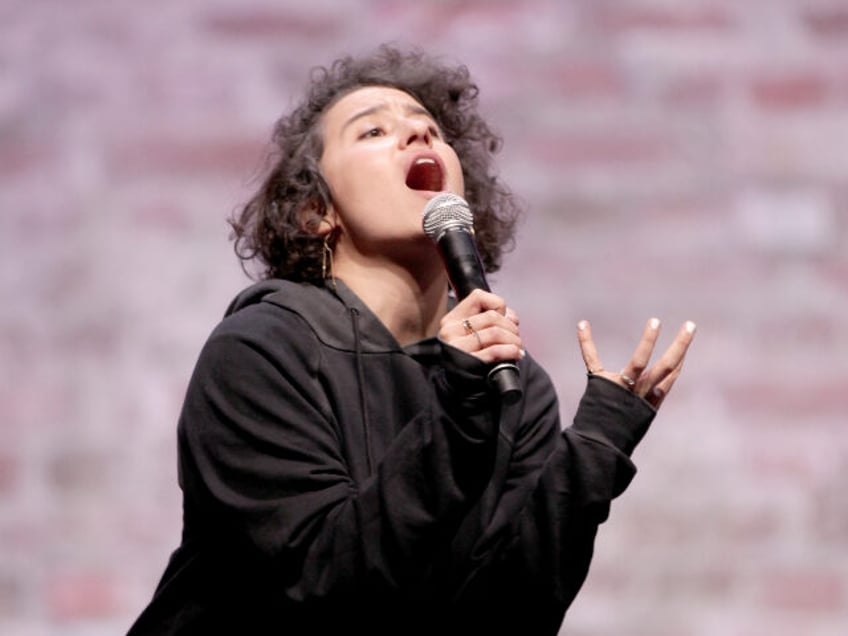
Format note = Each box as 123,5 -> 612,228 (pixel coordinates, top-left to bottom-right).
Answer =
422,193 -> 522,404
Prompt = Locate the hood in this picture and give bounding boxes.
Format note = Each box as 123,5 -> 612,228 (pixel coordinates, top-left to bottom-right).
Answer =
224,278 -> 404,354
224,279 -> 291,316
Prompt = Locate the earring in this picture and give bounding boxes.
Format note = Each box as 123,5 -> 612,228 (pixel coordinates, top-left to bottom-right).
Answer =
321,232 -> 336,288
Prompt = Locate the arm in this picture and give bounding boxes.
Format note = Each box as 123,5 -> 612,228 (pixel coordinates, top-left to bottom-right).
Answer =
447,317 -> 696,628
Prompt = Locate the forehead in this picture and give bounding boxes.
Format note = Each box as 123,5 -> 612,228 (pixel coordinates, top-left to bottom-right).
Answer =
322,85 -> 429,130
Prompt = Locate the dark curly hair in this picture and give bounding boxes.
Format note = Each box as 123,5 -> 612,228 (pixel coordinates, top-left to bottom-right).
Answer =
229,44 -> 522,282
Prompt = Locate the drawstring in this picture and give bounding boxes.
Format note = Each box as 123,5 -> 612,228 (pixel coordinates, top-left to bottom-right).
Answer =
348,307 -> 374,474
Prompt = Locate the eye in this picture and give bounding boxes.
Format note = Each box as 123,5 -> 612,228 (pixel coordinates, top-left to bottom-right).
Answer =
360,127 -> 384,139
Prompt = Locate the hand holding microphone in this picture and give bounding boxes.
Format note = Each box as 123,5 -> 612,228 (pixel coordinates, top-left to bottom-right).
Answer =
422,193 -> 523,404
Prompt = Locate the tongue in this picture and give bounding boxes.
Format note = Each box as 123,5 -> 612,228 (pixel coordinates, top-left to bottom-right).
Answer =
406,161 -> 443,191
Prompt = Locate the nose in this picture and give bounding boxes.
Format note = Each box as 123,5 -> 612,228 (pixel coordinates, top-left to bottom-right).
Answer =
401,119 -> 432,148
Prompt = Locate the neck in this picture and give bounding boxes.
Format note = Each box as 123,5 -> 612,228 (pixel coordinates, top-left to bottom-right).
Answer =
332,252 -> 449,346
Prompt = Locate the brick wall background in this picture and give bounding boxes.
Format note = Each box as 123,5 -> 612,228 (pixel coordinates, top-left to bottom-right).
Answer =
2,0 -> 847,634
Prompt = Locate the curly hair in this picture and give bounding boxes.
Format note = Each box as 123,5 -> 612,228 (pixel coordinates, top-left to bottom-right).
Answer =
229,44 -> 522,282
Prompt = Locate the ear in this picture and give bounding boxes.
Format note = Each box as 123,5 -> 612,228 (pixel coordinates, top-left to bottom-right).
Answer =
297,200 -> 337,237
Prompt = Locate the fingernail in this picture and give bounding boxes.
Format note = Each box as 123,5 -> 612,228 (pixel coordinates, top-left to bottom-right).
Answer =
519,348 -> 527,359
577,320 -> 588,331
685,321 -> 696,334
652,387 -> 665,399
650,317 -> 660,330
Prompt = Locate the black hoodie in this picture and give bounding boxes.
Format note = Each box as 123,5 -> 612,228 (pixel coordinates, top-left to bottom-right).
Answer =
127,279 -> 655,636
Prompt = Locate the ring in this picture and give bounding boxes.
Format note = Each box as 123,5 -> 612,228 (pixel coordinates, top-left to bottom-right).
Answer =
620,372 -> 636,389
586,366 -> 603,375
462,318 -> 484,349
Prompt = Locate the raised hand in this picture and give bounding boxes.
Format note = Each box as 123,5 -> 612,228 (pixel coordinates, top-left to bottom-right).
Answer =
577,317 -> 696,409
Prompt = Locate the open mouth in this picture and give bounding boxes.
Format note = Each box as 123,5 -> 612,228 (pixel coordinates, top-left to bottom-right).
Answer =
406,156 -> 444,192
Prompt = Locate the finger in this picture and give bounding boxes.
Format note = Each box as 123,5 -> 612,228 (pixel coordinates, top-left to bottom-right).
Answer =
472,340 -> 524,364
449,313 -> 523,362
648,357 -> 685,406
644,355 -> 687,408
439,315 -> 472,349
505,306 -> 520,326
621,318 -> 661,388
459,317 -> 481,344
482,309 -> 520,335
646,320 -> 696,383
468,316 -> 522,349
641,321 -> 696,402
577,320 -> 604,374
455,288 -> 507,316
455,309 -> 518,342
441,290 -> 512,338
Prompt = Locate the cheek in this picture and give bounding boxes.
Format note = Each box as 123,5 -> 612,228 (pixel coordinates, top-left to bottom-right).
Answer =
319,154 -> 355,201
319,154 -> 379,221
438,142 -> 461,180
322,146 -> 378,186
448,154 -> 465,194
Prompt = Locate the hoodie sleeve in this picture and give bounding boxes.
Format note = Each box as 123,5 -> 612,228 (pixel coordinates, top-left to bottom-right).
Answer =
177,302 -> 499,605
448,363 -> 655,628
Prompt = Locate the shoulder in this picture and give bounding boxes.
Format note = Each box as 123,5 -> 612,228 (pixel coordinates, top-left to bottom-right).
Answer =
216,279 -> 336,340
195,282 -> 326,371
191,305 -> 315,381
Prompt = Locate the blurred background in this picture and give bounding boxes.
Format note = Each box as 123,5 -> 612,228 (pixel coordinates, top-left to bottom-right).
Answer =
2,0 -> 847,634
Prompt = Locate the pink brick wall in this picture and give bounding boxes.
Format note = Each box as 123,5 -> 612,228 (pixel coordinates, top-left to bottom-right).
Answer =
2,1 -> 846,634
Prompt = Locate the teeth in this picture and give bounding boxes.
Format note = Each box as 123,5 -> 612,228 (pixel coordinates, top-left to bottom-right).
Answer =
414,158 -> 436,166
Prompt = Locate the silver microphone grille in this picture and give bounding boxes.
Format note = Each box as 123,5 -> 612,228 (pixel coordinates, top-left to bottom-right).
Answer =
421,193 -> 474,242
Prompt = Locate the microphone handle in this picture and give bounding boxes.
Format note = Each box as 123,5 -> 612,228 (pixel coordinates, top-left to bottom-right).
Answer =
439,230 -> 491,298
437,230 -> 522,405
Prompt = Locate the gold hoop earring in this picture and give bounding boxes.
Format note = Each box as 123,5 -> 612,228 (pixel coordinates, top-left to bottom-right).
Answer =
321,232 -> 336,288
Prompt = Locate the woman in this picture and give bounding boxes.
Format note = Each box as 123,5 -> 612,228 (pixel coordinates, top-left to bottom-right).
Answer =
127,45 -> 695,635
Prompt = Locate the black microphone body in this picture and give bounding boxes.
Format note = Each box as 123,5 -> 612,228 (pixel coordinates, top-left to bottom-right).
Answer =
422,193 -> 522,404
437,229 -> 491,298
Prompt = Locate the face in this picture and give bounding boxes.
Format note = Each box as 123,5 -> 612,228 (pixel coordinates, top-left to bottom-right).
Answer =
318,85 -> 465,260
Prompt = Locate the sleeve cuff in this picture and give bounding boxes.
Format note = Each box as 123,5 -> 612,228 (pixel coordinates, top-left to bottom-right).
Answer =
571,375 -> 656,456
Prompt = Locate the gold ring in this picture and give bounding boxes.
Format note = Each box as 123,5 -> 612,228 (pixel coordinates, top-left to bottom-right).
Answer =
462,318 -> 483,349
462,318 -> 474,335
586,366 -> 604,375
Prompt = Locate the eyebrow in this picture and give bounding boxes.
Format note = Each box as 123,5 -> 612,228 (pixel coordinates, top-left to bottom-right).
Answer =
340,102 -> 436,135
